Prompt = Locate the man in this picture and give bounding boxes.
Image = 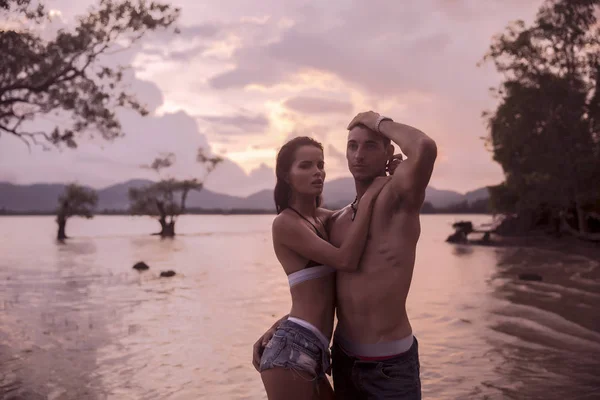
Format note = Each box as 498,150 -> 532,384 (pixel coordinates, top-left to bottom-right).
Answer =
254,111 -> 437,399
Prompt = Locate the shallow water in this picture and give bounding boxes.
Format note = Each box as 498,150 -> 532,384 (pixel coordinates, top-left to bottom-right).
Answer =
0,215 -> 599,399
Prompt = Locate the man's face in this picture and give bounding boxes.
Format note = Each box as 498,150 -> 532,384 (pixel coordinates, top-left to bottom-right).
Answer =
346,126 -> 391,181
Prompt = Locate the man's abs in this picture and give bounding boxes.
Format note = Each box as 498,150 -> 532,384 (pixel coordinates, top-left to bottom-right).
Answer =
336,253 -> 415,343
331,201 -> 420,344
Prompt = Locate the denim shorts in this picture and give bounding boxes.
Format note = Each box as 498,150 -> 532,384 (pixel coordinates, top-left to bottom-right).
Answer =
259,319 -> 331,381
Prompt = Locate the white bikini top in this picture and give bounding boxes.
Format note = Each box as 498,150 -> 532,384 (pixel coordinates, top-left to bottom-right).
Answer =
285,207 -> 335,288
288,265 -> 335,288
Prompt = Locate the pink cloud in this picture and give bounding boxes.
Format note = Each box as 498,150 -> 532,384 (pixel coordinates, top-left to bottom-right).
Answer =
284,97 -> 353,114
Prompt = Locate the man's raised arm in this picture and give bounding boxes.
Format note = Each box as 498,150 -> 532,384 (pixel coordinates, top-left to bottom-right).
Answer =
348,111 -> 437,209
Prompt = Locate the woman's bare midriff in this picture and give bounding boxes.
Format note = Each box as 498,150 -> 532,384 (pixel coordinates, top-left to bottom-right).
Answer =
288,274 -> 336,340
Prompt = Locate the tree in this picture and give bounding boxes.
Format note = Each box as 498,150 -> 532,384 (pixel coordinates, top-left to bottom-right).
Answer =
56,183 -> 98,240
483,0 -> 600,236
0,0 -> 179,149
128,148 -> 223,237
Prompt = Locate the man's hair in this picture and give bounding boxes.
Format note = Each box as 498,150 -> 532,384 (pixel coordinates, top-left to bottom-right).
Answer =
354,123 -> 391,147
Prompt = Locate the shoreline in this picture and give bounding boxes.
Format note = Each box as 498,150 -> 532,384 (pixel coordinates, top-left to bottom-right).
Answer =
466,232 -> 600,277
0,210 -> 492,216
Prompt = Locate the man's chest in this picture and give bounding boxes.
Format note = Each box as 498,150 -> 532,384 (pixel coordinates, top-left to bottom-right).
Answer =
329,216 -> 352,247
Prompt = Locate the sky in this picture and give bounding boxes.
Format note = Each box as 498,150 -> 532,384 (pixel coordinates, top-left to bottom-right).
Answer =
0,0 -> 545,196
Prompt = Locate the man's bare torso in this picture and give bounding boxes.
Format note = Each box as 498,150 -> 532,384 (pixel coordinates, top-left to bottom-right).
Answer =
328,184 -> 420,343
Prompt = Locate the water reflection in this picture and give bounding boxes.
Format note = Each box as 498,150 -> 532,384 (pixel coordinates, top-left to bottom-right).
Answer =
451,244 -> 474,257
1,238 -> 109,399
1,215 -> 599,399
483,246 -> 600,399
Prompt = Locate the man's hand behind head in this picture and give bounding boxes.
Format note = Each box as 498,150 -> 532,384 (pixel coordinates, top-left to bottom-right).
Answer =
387,154 -> 404,175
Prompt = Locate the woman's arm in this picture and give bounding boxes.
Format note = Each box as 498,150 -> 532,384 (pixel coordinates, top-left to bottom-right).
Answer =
273,176 -> 389,272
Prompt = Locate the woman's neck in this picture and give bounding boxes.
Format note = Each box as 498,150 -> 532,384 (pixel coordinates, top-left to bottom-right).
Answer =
289,194 -> 317,217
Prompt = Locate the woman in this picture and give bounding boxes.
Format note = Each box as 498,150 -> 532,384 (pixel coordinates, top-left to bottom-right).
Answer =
257,136 -> 389,399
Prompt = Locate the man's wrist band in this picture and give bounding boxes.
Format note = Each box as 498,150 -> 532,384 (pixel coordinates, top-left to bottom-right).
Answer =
375,115 -> 393,133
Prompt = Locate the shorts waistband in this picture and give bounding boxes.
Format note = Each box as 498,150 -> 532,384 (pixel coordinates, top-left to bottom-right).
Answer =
286,317 -> 331,350
334,331 -> 414,358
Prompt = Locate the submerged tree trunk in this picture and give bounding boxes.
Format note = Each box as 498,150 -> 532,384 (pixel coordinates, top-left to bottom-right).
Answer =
154,201 -> 175,237
560,214 -> 600,242
156,211 -> 175,237
57,216 -> 68,240
575,199 -> 588,235
159,218 -> 175,237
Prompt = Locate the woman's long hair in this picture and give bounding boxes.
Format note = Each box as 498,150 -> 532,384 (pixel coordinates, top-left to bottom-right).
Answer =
274,137 -> 323,214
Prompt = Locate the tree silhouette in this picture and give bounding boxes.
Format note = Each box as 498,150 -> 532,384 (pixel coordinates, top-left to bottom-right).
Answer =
483,0 -> 600,236
56,183 -> 98,240
129,148 -> 223,237
0,0 -> 179,149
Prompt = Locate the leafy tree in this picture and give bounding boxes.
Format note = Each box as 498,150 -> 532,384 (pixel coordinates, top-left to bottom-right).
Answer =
128,148 -> 223,237
0,0 -> 179,149
56,183 -> 98,240
483,0 -> 600,235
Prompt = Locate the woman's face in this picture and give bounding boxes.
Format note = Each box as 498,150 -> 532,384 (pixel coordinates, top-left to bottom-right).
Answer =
288,145 -> 325,197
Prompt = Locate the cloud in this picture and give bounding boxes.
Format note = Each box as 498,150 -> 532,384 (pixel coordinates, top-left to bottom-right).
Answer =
204,160 -> 275,196
284,96 -> 353,114
0,0 -> 548,194
327,144 -> 346,164
143,44 -> 209,63
198,113 -> 270,136
179,23 -> 221,39
0,105 -> 277,195
285,125 -> 331,143
209,64 -> 287,89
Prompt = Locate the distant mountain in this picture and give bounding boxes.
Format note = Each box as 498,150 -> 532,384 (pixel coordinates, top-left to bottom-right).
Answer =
424,187 -> 465,208
241,189 -> 273,209
0,180 -> 263,212
322,177 -> 357,208
320,177 -> 484,209
98,179 -> 154,210
0,179 -> 490,212
464,187 -> 490,204
0,182 -> 80,212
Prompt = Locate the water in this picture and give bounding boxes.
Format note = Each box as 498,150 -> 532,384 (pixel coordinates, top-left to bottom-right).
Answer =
0,215 -> 599,399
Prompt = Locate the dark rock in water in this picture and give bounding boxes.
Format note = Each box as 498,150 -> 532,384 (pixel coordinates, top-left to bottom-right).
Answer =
446,230 -> 468,244
160,270 -> 176,278
133,261 -> 150,271
482,232 -> 491,243
518,273 -> 543,282
472,232 -> 493,246
452,221 -> 474,234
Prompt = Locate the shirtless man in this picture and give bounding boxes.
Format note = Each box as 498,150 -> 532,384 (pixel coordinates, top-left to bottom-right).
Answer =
254,111 -> 437,399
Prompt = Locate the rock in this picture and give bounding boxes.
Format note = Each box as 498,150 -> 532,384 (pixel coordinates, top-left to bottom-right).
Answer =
160,270 -> 176,278
133,261 -> 150,271
452,221 -> 474,234
482,232 -> 491,243
446,230 -> 468,244
518,273 -> 543,282
472,232 -> 493,246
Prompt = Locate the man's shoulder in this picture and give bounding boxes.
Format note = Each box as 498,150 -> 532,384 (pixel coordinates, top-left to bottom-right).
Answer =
371,188 -> 423,226
324,206 -> 352,232
330,205 -> 352,222
376,183 -> 425,216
